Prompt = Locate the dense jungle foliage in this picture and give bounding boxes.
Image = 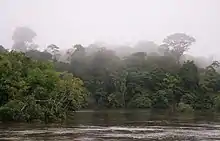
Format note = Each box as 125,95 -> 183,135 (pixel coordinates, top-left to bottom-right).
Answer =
0,50 -> 87,122
1,26 -> 220,122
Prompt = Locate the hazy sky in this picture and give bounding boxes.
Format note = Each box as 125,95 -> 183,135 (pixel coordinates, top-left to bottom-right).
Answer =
0,0 -> 220,56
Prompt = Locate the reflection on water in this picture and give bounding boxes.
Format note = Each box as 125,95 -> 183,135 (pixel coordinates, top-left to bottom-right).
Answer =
0,110 -> 220,141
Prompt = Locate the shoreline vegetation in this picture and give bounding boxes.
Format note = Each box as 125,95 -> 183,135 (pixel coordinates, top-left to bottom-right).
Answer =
0,27 -> 220,123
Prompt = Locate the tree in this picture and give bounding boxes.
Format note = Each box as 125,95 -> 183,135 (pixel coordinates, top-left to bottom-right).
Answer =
26,50 -> 52,61
124,52 -> 147,69
69,44 -> 87,77
3,30 -> 220,113
71,44 -> 86,60
0,45 -> 6,52
0,51 -> 87,122
46,44 -> 60,61
162,33 -> 196,64
179,61 -> 199,90
12,27 -> 37,52
201,61 -> 220,92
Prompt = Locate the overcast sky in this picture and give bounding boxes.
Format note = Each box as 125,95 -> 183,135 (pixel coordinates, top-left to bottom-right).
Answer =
0,0 -> 220,56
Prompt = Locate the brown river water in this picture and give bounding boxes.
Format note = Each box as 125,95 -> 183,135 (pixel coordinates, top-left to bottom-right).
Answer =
0,110 -> 220,141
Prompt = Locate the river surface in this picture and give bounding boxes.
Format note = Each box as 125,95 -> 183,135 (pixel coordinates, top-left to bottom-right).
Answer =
0,110 -> 220,141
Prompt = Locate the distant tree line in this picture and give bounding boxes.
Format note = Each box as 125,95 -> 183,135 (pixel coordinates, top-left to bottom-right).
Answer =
1,26 -> 220,122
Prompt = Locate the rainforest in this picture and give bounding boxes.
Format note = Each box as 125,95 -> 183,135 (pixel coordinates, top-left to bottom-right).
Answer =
0,27 -> 220,123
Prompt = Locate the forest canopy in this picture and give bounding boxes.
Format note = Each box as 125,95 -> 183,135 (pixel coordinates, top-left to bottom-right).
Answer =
0,27 -> 220,122
0,50 -> 87,122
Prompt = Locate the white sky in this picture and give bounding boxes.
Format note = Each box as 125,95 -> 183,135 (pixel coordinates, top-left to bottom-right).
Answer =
0,0 -> 220,56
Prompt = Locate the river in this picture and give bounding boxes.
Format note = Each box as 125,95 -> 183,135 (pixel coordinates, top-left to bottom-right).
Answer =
0,110 -> 220,141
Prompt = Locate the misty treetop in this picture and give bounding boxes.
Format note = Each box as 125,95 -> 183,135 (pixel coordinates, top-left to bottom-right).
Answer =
1,26 -> 220,122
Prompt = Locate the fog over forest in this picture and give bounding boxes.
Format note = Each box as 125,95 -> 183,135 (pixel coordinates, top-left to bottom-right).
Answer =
2,0 -> 220,125
1,0 -> 220,59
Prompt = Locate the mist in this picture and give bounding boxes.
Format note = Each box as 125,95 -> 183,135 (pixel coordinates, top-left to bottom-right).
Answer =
2,1 -> 220,135
1,0 -> 220,58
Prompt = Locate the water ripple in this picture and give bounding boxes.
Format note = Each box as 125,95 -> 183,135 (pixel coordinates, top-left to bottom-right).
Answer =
0,123 -> 220,141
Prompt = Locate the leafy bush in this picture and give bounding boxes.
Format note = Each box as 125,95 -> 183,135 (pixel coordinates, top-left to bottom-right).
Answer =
151,90 -> 169,109
127,94 -> 152,108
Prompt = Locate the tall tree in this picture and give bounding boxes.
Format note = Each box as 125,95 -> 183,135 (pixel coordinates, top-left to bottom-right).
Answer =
162,33 -> 196,64
46,44 -> 60,61
12,27 -> 37,52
